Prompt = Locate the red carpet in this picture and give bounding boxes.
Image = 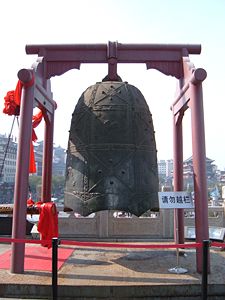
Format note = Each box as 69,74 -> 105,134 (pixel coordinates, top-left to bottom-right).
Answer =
0,246 -> 74,271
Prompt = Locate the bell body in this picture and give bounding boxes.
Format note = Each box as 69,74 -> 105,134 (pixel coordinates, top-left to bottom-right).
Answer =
64,81 -> 159,216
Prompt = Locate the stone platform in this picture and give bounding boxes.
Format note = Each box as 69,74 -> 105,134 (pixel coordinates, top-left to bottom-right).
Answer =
0,240 -> 225,299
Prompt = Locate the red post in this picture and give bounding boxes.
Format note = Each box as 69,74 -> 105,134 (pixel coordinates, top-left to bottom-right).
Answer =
107,41 -> 118,80
42,80 -> 54,202
189,79 -> 209,273
11,69 -> 34,273
42,113 -> 54,202
173,109 -> 184,244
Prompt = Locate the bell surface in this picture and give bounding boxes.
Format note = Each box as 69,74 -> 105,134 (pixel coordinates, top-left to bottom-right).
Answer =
64,81 -> 159,216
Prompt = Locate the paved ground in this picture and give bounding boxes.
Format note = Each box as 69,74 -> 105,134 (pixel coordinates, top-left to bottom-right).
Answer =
0,240 -> 225,298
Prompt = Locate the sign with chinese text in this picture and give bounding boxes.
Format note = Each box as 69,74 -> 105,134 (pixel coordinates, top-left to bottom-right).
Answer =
158,192 -> 194,209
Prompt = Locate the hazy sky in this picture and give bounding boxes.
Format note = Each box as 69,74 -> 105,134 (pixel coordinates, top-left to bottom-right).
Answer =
1,0 -> 225,169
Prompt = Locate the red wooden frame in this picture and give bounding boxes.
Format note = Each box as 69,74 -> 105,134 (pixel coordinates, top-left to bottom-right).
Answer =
11,42 -> 208,273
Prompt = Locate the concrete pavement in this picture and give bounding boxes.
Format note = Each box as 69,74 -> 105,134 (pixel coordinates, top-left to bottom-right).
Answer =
0,240 -> 225,299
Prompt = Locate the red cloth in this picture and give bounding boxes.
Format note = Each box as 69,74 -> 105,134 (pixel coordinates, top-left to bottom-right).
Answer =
3,78 -> 41,174
32,110 -> 43,141
27,196 -> 35,207
32,110 -> 43,129
3,80 -> 25,115
3,76 -> 35,116
3,91 -> 19,115
14,80 -> 23,105
37,202 -> 58,248
29,141 -> 36,173
29,110 -> 43,173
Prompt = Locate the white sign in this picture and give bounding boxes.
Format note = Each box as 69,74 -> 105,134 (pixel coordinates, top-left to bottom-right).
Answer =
185,226 -> 225,241
158,191 -> 194,209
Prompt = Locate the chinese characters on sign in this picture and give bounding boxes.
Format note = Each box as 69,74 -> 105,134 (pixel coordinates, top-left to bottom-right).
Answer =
158,192 -> 194,209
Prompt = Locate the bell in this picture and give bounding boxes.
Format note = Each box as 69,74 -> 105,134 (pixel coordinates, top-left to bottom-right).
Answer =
64,80 -> 159,216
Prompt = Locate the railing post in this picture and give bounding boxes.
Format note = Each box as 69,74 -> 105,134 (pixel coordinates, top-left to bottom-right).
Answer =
52,237 -> 59,300
201,240 -> 210,300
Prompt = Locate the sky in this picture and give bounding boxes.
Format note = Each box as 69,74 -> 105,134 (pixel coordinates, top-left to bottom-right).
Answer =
0,0 -> 225,169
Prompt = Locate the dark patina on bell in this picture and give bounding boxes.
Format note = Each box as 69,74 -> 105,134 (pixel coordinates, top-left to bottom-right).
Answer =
64,80 -> 159,216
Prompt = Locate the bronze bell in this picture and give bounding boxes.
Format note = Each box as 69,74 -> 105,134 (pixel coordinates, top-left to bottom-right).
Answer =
64,80 -> 159,216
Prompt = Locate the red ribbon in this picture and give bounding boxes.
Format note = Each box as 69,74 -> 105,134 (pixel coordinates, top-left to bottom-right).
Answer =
3,76 -> 34,115
3,77 -> 43,173
0,237 -> 208,250
30,110 -> 43,173
1,237 -> 224,251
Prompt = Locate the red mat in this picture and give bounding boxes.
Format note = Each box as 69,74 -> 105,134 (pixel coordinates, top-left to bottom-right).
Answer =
0,246 -> 74,271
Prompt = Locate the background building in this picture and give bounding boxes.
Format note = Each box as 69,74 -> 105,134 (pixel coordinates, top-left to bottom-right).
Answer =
33,142 -> 67,176
158,159 -> 173,177
0,134 -> 17,203
52,145 -> 66,176
0,134 -> 17,184
183,156 -> 217,190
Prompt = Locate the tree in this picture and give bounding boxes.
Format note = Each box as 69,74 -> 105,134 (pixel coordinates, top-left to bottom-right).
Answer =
28,175 -> 65,200
28,175 -> 42,194
51,176 -> 65,198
